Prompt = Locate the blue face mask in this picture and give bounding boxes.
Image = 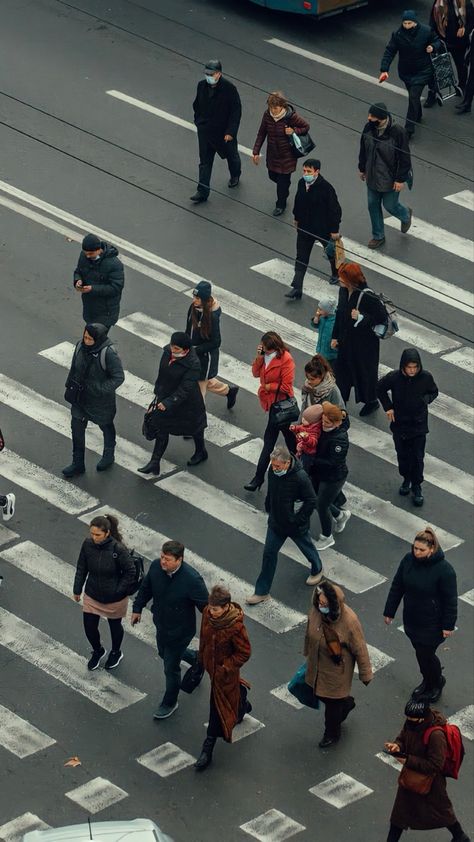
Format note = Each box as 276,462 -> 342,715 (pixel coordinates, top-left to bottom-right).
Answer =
303,173 -> 316,183
319,605 -> 330,614
273,468 -> 288,477
205,74 -> 218,85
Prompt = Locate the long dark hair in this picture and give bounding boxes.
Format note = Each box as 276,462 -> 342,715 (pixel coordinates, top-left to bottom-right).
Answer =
191,297 -> 215,340
261,331 -> 289,358
90,514 -> 124,544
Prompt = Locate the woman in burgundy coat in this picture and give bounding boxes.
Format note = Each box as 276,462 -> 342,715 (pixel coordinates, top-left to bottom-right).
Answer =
252,91 -> 310,216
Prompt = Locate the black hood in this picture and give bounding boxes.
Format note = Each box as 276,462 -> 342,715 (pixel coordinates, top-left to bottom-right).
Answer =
84,323 -> 110,352
399,347 -> 422,373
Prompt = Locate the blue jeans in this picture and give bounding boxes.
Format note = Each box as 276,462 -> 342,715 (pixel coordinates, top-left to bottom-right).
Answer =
255,525 -> 322,595
367,186 -> 410,240
156,635 -> 197,706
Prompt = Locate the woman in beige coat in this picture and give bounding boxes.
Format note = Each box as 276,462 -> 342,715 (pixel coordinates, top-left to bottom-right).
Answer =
304,580 -> 373,747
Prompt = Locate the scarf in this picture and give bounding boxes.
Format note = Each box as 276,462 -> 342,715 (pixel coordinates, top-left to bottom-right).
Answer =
304,371 -> 336,402
322,619 -> 343,665
433,0 -> 466,37
270,107 -> 286,122
207,603 -> 242,630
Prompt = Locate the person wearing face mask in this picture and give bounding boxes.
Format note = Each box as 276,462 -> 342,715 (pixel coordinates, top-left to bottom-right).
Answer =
286,159 -> 342,298
377,348 -> 439,506
138,332 -> 208,476
73,233 -> 125,328
304,580 -> 373,748
358,102 -> 412,250
379,11 -> 441,138
383,527 -> 458,703
246,445 -> 324,605
63,323 -> 125,477
384,699 -> 470,842
191,60 -> 242,203
73,515 -> 136,671
252,91 -> 310,217
310,402 -> 350,551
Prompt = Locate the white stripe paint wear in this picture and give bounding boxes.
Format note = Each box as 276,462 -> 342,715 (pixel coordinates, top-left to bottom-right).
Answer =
65,777 -> 128,813
240,808 -> 306,841
0,814 -> 50,842
0,450 -> 98,515
444,190 -> 474,211
137,742 -> 196,777
0,704 -> 56,758
384,216 -> 474,263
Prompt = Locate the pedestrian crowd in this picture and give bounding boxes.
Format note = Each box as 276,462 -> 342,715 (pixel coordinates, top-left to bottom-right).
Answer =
0,7 -> 471,840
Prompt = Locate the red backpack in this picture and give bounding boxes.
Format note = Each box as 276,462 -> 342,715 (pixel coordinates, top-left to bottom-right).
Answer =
423,723 -> 465,779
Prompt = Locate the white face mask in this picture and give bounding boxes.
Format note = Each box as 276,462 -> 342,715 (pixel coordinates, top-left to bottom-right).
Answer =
273,468 -> 288,476
205,74 -> 218,86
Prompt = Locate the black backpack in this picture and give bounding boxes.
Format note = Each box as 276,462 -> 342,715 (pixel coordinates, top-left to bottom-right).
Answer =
113,542 -> 145,596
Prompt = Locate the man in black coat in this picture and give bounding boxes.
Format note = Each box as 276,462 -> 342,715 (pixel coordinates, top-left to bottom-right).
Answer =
190,60 -> 242,203
73,233 -> 125,328
132,540 -> 208,719
286,159 -> 342,300
246,445 -> 324,604
377,348 -> 438,507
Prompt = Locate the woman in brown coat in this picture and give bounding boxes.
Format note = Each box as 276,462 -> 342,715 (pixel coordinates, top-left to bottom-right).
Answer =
384,699 -> 470,842
252,91 -> 310,216
194,585 -> 252,771
304,580 -> 373,747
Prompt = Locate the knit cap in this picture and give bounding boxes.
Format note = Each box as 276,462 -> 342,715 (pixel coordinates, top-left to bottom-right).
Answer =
192,281 -> 212,301
302,404 -> 324,424
368,102 -> 389,120
82,233 -> 102,251
402,10 -> 418,21
318,296 -> 337,315
405,698 -> 430,718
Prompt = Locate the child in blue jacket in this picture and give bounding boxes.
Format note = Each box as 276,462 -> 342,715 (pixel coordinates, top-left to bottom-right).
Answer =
312,296 -> 337,362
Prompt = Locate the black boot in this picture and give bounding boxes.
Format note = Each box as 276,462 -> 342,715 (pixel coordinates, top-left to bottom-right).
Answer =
423,90 -> 437,108
96,447 -> 115,472
455,99 -> 472,114
137,459 -> 161,475
412,484 -> 424,506
62,451 -> 85,478
319,730 -> 340,748
187,450 -> 208,467
194,736 -> 216,771
285,288 -> 302,300
244,477 -> 263,492
412,679 -> 427,697
399,479 -> 411,496
422,675 -> 446,703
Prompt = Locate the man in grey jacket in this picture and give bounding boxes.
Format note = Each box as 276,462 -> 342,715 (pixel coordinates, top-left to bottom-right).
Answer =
358,102 -> 412,250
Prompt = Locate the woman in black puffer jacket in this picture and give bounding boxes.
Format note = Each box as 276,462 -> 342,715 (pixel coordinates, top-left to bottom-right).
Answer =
73,514 -> 136,671
309,401 -> 350,552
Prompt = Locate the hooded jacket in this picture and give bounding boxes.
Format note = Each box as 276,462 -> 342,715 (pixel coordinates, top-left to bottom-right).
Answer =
380,22 -> 441,85
293,174 -> 342,237
66,326 -> 125,426
252,105 -> 310,174
73,242 -> 124,327
358,114 -> 412,192
265,456 -> 317,537
377,348 -> 438,437
73,536 -> 136,604
185,300 -> 222,380
383,548 -> 458,645
150,345 -> 207,437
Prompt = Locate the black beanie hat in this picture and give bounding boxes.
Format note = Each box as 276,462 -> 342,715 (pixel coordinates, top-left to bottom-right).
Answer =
82,233 -> 102,251
170,331 -> 192,349
369,102 -> 389,120
402,9 -> 418,21
405,698 -> 430,718
192,281 -> 212,301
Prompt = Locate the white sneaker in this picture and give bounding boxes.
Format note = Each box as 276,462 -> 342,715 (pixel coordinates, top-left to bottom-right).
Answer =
333,510 -> 351,534
2,493 -> 15,521
315,534 -> 335,551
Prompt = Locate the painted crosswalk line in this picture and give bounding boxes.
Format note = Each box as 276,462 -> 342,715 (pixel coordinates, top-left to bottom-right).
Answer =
78,506 -> 305,633
309,772 -> 373,808
449,705 -> 474,740
65,777 -> 128,813
137,742 -> 196,777
0,608 -> 146,713
0,703 -> 56,758
460,589 -> 474,606
205,714 -> 265,742
0,524 -> 19,548
384,216 -> 474,263
0,450 -> 98,515
240,808 -> 305,841
270,683 -> 304,710
444,189 -> 474,211
441,346 -> 474,374
0,814 -> 50,842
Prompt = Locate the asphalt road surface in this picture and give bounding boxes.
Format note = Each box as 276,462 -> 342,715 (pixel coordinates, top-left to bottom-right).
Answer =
0,1 -> 473,841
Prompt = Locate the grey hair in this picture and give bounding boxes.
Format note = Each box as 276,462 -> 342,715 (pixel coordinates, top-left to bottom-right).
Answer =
270,445 -> 291,462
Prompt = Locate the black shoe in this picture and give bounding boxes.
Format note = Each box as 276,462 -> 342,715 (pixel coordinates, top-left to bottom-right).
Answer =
244,477 -> 263,492
412,679 -> 427,698
359,400 -> 379,417
399,479 -> 411,496
412,484 -> 424,507
88,646 -> 106,671
319,732 -> 340,748
285,288 -> 302,300
272,206 -> 285,217
329,274 -> 340,285
194,736 -> 216,771
190,193 -> 207,203
401,207 -> 413,234
424,91 -> 437,108
187,450 -> 208,467
421,676 -> 446,703
62,462 -> 85,478
455,101 -> 472,114
104,650 -> 123,670
96,448 -> 115,472
137,460 -> 161,475
228,176 -> 240,188
226,386 -> 239,409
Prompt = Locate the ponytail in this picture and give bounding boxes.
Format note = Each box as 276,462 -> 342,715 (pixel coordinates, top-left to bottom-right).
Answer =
414,526 -> 440,553
90,514 -> 125,545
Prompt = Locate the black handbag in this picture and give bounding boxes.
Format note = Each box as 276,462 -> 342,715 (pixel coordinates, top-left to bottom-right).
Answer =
289,130 -> 316,159
142,398 -> 160,441
64,379 -> 85,406
271,374 -> 299,428
181,659 -> 205,694
113,543 -> 145,596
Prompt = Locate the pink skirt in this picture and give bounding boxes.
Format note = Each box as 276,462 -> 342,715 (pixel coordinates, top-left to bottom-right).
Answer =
83,593 -> 128,620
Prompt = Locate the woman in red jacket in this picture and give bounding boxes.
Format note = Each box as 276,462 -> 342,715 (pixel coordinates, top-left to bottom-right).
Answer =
244,331 -> 296,491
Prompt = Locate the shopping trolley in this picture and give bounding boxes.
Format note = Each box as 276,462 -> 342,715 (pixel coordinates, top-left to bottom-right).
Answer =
430,42 -> 463,104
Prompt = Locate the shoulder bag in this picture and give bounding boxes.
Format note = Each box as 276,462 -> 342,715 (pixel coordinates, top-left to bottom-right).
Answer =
289,130 -> 316,159
113,542 -> 145,596
64,341 -> 94,405
271,372 -> 299,428
142,397 -> 161,441
398,765 -> 435,795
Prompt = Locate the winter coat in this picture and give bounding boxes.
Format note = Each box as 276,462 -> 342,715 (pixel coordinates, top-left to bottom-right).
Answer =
252,350 -> 295,413
377,348 -> 439,438
151,345 -> 207,437
430,0 -> 474,47
193,77 -> 242,153
311,426 -> 349,483
265,456 -> 317,537
305,584 -> 373,698
185,302 -> 222,381
73,243 -> 124,327
199,604 -> 251,742
73,536 -> 136,604
358,115 -> 412,192
66,337 -> 125,426
314,314 -> 337,361
380,23 -> 441,85
252,106 -> 310,174
332,284 -> 386,404
389,710 -> 456,829
132,559 -> 208,646
293,175 -> 342,237
383,549 -> 458,646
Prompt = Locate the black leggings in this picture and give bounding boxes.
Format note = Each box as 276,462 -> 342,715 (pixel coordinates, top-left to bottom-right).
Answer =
410,639 -> 442,690
387,820 -> 466,841
83,612 -> 124,652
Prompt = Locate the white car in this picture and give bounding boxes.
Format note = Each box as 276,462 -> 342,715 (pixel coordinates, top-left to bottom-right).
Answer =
24,819 -> 173,842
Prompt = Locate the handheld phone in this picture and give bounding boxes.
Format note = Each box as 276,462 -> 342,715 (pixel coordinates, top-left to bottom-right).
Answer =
383,748 -> 406,758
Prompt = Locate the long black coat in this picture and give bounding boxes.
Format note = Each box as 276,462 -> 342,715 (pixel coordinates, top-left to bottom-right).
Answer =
73,243 -> 124,327
377,348 -> 439,438
185,304 -> 221,380
332,284 -> 386,404
73,536 -> 136,604
66,338 -> 125,426
193,77 -> 241,153
265,457 -> 317,537
133,559 -> 208,646
358,116 -> 412,192
151,345 -> 207,437
293,175 -> 342,237
380,23 -> 440,85
383,549 -> 458,646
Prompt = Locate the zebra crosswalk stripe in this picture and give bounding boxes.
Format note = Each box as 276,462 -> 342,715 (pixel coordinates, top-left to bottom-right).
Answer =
0,450 -> 98,515
0,703 -> 56,758
0,814 -> 50,842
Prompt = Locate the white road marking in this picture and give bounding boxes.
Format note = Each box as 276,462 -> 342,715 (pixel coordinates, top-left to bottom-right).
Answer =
384,216 -> 474,263
0,703 -> 56,758
222,714 -> 264,742
0,524 -> 19,547
460,589 -> 474,606
309,772 -> 373,808
65,777 -> 128,813
270,683 -> 304,710
266,38 -> 407,96
356,644 -> 394,674
444,190 -> 474,211
79,506 -> 305,633
39,342 -> 249,449
441,346 -> 474,374
0,814 -> 50,842
240,809 -> 306,841
0,608 -> 146,713
449,705 -> 474,740
0,450 -> 98,515
137,742 -> 196,777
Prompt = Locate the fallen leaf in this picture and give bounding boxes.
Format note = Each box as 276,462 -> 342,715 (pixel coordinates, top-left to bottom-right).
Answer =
64,756 -> 81,767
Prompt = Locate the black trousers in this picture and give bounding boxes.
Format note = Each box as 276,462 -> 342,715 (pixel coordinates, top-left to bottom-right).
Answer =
71,416 -> 116,458
255,415 -> 296,485
292,230 -> 337,291
197,134 -> 241,199
83,612 -> 124,652
268,170 -> 292,208
404,82 -> 425,132
387,820 -> 465,841
409,638 -> 443,690
152,430 -> 205,462
393,432 -> 426,485
318,695 -> 354,738
314,478 -> 347,537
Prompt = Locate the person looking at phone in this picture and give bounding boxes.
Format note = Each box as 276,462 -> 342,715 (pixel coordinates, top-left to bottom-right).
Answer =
73,233 -> 124,328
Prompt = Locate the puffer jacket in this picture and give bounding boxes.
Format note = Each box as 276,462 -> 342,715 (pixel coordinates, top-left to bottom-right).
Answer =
377,348 -> 438,437
265,456 -> 317,537
185,300 -> 222,380
73,536 -> 136,603
73,242 -> 124,327
311,426 -> 349,482
252,105 -> 310,174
